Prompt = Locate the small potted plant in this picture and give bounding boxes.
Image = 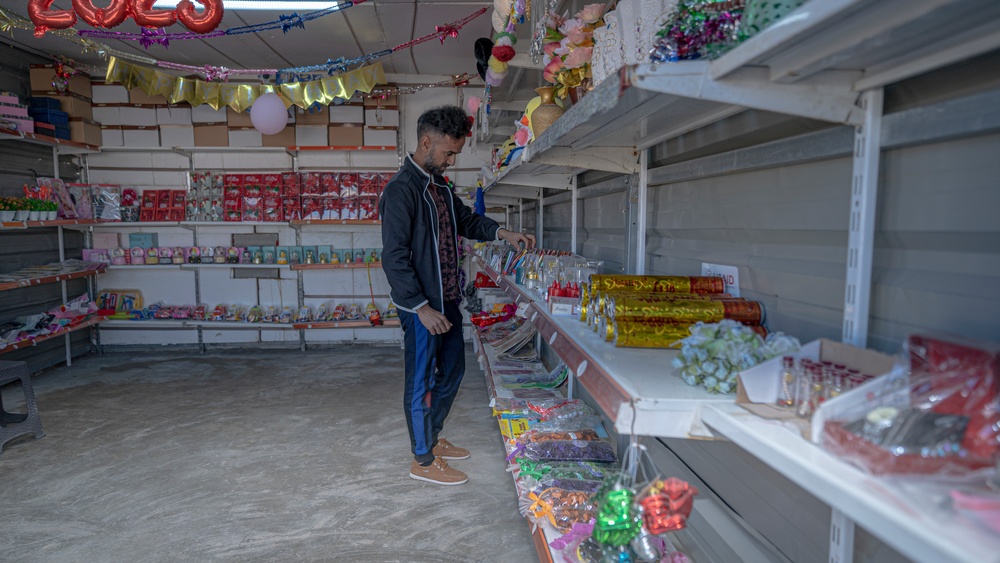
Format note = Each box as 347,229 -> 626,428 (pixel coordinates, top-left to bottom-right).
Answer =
43,199 -> 58,220
12,197 -> 30,221
27,198 -> 44,221
0,196 -> 15,222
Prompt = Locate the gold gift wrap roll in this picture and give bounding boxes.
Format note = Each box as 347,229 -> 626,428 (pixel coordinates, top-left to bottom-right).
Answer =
598,291 -> 730,319
607,296 -> 764,325
579,283 -> 590,322
589,274 -> 726,294
610,318 -> 769,348
613,320 -> 695,348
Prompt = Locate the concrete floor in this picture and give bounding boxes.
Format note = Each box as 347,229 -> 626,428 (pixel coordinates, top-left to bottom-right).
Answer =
0,346 -> 537,563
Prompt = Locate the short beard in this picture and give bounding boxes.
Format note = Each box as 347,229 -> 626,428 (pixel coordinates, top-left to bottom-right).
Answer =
423,157 -> 446,177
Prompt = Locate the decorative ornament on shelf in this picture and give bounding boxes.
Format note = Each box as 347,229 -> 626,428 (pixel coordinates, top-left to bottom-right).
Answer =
649,0 -> 744,63
528,86 -> 563,138
541,3 -> 606,100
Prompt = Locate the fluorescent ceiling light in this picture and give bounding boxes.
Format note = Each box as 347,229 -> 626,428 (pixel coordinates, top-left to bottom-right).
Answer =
152,1 -> 338,10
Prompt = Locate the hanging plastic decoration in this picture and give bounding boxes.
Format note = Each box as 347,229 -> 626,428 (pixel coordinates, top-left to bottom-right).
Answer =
29,0 -> 225,36
649,0 -> 743,63
250,92 -> 289,135
72,0 -> 131,29
78,1 -> 364,48
27,0 -> 77,38
131,0 -> 178,28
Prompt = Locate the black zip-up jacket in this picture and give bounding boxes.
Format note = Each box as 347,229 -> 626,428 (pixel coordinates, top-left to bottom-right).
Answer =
379,155 -> 501,314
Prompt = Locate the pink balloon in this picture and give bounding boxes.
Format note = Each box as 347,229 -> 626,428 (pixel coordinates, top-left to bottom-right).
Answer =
250,93 -> 288,135
467,96 -> 481,114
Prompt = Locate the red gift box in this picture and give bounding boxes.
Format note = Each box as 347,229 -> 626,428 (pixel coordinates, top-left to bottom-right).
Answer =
282,172 -> 300,197
322,196 -> 342,220
225,209 -> 241,222
339,196 -> 357,220
282,196 -> 302,221
171,190 -> 186,208
223,197 -> 241,210
339,173 -> 359,197
141,190 -> 156,210
223,174 -> 243,197
301,195 -> 322,219
358,195 -> 378,220
302,172 -> 322,195
320,172 -> 339,197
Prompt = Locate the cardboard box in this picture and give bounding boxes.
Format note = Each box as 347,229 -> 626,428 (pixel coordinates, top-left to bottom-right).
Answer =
69,118 -> 102,147
295,124 -> 327,146
193,122 -> 228,146
91,83 -> 129,104
365,108 -> 399,127
328,123 -> 364,147
30,64 -> 92,98
295,105 -> 329,125
363,126 -> 397,147
364,94 -> 397,108
32,92 -> 93,120
227,107 -> 254,127
93,233 -> 121,249
101,125 -> 123,147
93,103 -> 122,125
156,104 -> 193,125
129,88 -> 167,105
122,125 -> 160,147
736,338 -> 896,439
262,126 -> 295,147
2,117 -> 34,133
128,232 -> 159,249
159,125 -> 195,147
191,105 -> 228,123
228,126 -> 262,147
329,104 -> 364,124
119,104 -> 158,126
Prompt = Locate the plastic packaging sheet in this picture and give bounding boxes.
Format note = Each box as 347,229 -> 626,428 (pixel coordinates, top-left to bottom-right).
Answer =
821,334 -> 999,476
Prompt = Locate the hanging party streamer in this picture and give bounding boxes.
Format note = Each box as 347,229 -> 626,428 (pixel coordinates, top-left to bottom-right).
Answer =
78,1 -> 365,48
0,7 -> 158,65
106,57 -> 386,112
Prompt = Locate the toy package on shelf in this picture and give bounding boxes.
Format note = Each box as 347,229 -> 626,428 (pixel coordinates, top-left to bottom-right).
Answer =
36,177 -> 76,218
819,334 -> 1000,476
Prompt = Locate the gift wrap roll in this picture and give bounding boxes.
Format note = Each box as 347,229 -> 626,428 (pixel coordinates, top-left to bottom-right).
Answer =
609,318 -> 769,348
598,291 -> 731,319
612,320 -> 696,348
607,296 -> 764,325
589,274 -> 726,295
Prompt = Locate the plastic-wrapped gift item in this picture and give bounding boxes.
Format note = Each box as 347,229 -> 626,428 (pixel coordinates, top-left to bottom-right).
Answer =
244,305 -> 263,323
529,415 -> 605,435
208,304 -> 226,321
518,429 -> 602,446
820,334 -> 999,476
225,305 -> 244,322
261,305 -> 277,323
511,439 -> 618,463
293,306 -> 312,323
190,305 -> 206,321
276,306 -> 293,324
520,486 -> 598,534
315,303 -> 330,322
527,399 -> 597,421
636,477 -> 698,535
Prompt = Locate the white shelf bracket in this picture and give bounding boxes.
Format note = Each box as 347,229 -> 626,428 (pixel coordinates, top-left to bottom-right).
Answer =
830,508 -> 855,563
570,175 -> 578,254
842,88 -> 884,347
635,150 -> 648,275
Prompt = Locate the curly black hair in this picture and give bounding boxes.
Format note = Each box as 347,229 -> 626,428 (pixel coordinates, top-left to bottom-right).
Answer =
416,106 -> 472,141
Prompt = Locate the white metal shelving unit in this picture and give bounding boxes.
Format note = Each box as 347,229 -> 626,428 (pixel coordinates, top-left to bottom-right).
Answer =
478,2 -> 1000,562
474,255 -> 727,439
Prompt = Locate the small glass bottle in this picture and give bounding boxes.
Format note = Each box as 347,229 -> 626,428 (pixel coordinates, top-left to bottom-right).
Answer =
776,356 -> 797,408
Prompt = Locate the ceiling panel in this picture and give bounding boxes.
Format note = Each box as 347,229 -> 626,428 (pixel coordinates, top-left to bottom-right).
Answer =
0,0 -> 494,80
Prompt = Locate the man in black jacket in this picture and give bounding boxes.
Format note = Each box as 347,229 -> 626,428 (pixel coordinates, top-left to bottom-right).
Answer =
380,106 -> 534,485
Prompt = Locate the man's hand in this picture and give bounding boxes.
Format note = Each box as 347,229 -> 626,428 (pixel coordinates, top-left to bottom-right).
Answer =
498,228 -> 537,249
416,305 -> 452,335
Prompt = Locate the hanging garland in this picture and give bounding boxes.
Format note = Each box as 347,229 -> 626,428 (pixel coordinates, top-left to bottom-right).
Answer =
77,1 -> 366,49
0,6 -> 487,82
107,57 -> 386,111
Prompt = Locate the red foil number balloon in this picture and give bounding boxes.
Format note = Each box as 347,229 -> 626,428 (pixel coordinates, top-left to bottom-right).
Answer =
30,0 -> 223,35
639,478 -> 698,535
176,0 -> 224,34
28,0 -> 78,37
132,0 -> 178,27
72,0 -> 131,28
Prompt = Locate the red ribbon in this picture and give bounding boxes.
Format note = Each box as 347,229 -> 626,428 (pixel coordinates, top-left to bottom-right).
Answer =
435,24 -> 459,44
